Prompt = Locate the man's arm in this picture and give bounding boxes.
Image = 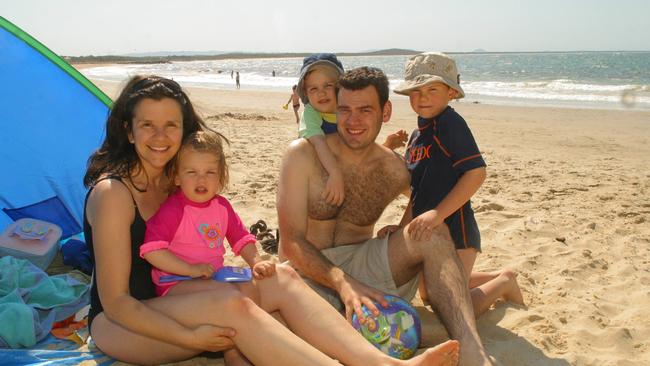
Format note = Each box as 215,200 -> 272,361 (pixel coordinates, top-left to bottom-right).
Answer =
277,139 -> 388,320
277,139 -> 345,287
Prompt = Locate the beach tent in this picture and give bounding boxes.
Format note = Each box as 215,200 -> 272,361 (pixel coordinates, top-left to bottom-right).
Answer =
0,16 -> 111,237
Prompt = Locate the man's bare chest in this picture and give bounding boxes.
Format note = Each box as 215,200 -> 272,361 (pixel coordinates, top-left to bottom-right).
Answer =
308,162 -> 409,227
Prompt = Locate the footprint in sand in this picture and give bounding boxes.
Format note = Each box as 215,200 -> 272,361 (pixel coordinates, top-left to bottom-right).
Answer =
475,202 -> 505,212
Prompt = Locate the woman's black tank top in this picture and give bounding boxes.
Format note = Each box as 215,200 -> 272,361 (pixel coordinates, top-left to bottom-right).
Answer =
84,176 -> 156,326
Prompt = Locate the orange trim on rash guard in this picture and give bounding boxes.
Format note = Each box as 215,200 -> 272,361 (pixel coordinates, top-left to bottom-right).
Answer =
460,207 -> 468,248
418,121 -> 432,131
452,153 -> 483,168
433,136 -> 451,158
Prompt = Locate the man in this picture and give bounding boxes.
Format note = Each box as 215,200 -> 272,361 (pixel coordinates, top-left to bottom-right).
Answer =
277,67 -> 492,366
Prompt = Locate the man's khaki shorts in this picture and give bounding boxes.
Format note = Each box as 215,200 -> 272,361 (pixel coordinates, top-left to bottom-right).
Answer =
291,235 -> 420,312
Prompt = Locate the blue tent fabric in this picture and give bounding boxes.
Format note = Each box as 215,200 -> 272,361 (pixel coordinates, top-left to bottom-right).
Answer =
0,16 -> 109,236
3,196 -> 82,239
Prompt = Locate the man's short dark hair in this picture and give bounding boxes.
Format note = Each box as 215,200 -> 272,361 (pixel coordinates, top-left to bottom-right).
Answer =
337,67 -> 390,108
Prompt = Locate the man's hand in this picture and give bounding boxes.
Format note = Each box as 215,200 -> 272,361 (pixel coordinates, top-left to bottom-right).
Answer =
338,277 -> 389,324
190,263 -> 215,279
407,209 -> 444,241
382,129 -> 408,150
189,324 -> 236,352
377,225 -> 401,239
252,260 -> 276,279
323,170 -> 345,206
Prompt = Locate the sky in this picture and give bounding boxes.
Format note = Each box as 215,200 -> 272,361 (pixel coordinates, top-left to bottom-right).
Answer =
1,0 -> 649,56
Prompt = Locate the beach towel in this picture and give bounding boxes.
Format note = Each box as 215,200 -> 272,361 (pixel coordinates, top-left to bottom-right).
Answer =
0,256 -> 89,348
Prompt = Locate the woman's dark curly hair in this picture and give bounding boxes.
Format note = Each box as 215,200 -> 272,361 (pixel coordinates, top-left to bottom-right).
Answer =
84,75 -> 226,190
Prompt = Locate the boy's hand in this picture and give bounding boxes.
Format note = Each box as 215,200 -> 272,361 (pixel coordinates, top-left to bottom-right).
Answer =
382,130 -> 408,150
323,170 -> 345,206
190,263 -> 215,279
377,225 -> 401,239
407,210 -> 444,241
252,260 -> 276,279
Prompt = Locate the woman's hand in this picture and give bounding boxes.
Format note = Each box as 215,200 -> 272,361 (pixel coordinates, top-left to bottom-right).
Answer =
190,324 -> 236,352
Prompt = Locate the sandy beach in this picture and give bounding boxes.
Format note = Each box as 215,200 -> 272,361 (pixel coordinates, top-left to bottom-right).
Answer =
89,77 -> 650,366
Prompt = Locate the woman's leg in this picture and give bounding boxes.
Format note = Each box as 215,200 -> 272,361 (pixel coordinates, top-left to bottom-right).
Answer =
91,282 -> 340,366
224,348 -> 253,366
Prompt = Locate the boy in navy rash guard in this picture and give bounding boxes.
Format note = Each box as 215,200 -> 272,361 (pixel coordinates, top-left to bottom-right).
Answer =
379,52 -> 524,316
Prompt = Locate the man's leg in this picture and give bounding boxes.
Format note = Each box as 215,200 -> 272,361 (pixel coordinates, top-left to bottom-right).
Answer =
387,224 -> 492,366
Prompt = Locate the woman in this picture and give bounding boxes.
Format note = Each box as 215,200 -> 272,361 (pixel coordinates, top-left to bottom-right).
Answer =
83,75 -> 459,365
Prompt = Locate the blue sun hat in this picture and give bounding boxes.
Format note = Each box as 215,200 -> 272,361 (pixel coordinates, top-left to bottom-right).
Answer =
296,53 -> 344,103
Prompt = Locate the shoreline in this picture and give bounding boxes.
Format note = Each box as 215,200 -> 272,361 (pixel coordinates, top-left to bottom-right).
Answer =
76,63 -> 650,113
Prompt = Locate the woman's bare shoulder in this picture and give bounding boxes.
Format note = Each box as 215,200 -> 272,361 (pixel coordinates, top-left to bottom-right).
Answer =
86,177 -> 135,225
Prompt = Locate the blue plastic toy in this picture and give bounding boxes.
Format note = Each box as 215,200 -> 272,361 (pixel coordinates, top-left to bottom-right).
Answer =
159,266 -> 252,283
351,295 -> 422,359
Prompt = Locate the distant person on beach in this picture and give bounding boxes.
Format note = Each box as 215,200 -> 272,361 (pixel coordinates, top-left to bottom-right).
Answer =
278,66 -> 484,365
230,70 -> 233,79
140,130 -> 276,365
284,85 -> 301,123
380,52 -> 524,317
84,74 -> 458,366
272,70 -> 276,77
235,72 -> 240,89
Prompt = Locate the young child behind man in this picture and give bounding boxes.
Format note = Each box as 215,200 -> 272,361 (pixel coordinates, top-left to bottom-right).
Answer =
380,52 -> 523,317
296,53 -> 347,206
140,131 -> 275,366
297,53 -> 411,206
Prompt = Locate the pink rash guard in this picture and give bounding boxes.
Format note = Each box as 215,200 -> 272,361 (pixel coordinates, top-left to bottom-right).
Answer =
140,190 -> 256,295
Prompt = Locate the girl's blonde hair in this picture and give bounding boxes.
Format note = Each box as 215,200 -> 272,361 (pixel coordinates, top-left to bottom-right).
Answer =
175,130 -> 229,191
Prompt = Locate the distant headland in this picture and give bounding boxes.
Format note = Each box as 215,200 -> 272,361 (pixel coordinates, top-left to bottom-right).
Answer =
65,48 -> 422,64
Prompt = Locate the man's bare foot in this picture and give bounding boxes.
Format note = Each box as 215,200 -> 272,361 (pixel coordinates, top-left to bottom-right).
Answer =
500,269 -> 524,306
405,340 -> 459,366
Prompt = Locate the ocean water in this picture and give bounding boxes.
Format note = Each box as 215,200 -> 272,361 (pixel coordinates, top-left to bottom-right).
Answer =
81,52 -> 650,111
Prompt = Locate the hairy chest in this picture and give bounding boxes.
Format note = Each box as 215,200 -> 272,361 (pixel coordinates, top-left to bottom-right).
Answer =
308,161 -> 409,227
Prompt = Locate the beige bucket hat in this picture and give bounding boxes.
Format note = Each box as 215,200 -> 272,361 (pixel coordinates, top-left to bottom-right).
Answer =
394,52 -> 465,99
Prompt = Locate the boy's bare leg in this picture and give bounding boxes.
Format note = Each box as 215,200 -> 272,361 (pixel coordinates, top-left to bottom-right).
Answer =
468,271 -> 500,289
471,269 -> 525,316
388,225 -> 493,366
